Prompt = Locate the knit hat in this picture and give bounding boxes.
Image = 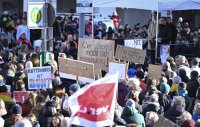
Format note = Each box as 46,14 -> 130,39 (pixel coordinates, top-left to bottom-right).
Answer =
11,105 -> 22,115
127,68 -> 137,78
181,119 -> 195,127
173,76 -> 182,84
69,83 -> 80,93
135,70 -> 144,79
126,98 -> 135,108
173,96 -> 185,106
160,83 -> 170,93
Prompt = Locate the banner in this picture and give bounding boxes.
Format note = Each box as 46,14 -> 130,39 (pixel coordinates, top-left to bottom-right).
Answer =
68,72 -> 118,127
148,64 -> 162,80
124,39 -> 143,49
78,38 -> 115,70
58,58 -> 95,83
109,62 -> 126,79
115,45 -> 146,64
13,91 -> 31,103
160,45 -> 170,63
28,66 -> 52,90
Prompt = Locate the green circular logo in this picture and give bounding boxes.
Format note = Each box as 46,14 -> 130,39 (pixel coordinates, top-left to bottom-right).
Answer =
31,8 -> 41,24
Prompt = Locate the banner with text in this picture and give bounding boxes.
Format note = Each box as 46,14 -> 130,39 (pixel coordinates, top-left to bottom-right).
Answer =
115,45 -> 146,64
28,66 -> 52,90
68,72 -> 118,127
124,39 -> 143,49
78,38 -> 115,70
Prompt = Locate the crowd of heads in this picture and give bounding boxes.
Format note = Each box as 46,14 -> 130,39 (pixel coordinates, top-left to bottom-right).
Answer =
0,10 -> 200,127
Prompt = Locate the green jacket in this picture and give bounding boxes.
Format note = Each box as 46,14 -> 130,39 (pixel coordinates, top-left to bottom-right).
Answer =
121,106 -> 146,127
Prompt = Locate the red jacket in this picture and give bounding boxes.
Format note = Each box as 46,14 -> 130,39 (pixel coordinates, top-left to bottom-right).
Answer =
17,37 -> 32,48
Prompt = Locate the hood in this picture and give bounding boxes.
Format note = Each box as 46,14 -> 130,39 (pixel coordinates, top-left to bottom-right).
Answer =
174,105 -> 185,114
122,106 -> 137,116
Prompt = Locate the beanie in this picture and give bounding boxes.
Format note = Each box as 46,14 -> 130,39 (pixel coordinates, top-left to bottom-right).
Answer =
127,68 -> 137,78
11,105 -> 22,115
160,83 -> 170,93
69,83 -> 80,93
126,98 -> 135,108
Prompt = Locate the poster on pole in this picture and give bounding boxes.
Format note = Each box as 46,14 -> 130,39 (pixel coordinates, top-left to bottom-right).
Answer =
27,2 -> 45,29
59,58 -> 95,83
115,45 -> 146,64
28,66 -> 52,90
124,39 -> 143,49
13,91 -> 31,103
160,45 -> 170,64
109,62 -> 126,79
78,38 -> 115,70
148,64 -> 162,80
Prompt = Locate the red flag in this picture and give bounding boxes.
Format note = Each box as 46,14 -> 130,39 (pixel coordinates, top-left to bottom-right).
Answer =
68,72 -> 118,127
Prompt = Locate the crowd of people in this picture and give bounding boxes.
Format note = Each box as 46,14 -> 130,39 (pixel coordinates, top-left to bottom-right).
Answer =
0,10 -> 200,127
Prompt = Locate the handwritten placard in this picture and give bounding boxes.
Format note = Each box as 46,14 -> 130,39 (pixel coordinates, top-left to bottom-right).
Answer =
28,66 -> 52,90
78,38 -> 115,70
115,45 -> 146,64
59,58 -> 95,83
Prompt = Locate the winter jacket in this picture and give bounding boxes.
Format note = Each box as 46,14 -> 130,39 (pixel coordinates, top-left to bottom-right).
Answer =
118,82 -> 129,106
164,105 -> 185,125
4,115 -> 23,127
121,106 -> 145,127
142,102 -> 164,117
31,102 -> 45,118
187,78 -> 199,98
192,113 -> 200,121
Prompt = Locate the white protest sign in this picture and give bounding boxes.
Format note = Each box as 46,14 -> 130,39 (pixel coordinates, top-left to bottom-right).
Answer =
124,39 -> 143,49
28,66 -> 52,89
109,62 -> 126,79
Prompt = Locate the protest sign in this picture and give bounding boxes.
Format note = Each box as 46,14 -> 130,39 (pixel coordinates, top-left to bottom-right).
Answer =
28,66 -> 52,90
124,39 -> 143,49
148,64 -> 162,79
109,62 -> 126,79
115,45 -> 146,64
59,58 -> 95,83
160,45 -> 170,63
78,38 -> 115,70
13,91 -> 31,103
68,72 -> 118,127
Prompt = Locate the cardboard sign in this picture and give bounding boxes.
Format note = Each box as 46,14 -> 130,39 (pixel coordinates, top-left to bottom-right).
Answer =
124,39 -> 143,49
148,64 -> 162,79
59,58 -> 95,83
160,45 -> 170,63
109,62 -> 126,79
13,91 -> 31,103
28,66 -> 52,90
115,45 -> 146,64
78,38 -> 115,70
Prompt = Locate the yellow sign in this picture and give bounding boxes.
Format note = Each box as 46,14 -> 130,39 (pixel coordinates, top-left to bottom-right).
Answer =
31,7 -> 41,24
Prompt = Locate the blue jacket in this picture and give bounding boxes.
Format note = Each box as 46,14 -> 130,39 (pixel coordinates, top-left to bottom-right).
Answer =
192,113 -> 200,121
